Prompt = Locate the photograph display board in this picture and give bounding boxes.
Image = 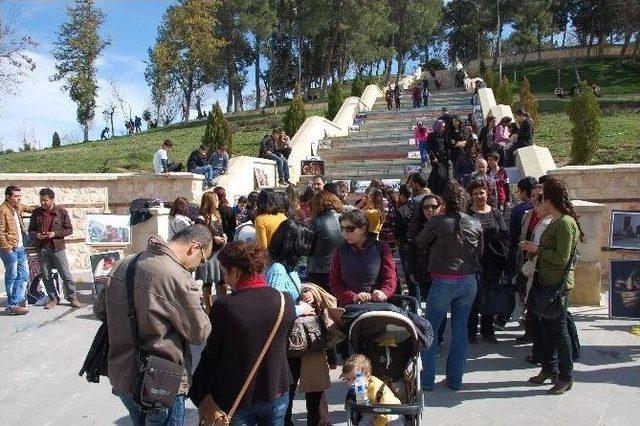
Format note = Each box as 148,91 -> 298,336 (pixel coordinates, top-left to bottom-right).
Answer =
610,259 -> 640,319
91,251 -> 122,298
609,211 -> 640,251
86,214 -> 130,246
300,160 -> 325,176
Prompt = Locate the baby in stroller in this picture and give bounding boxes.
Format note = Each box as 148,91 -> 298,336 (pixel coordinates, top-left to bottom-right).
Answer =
342,354 -> 404,426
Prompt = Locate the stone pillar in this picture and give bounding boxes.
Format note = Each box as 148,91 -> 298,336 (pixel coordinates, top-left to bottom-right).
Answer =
131,207 -> 170,253
570,200 -> 606,306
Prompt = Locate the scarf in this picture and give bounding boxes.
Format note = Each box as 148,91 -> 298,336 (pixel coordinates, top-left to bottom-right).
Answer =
235,274 -> 267,291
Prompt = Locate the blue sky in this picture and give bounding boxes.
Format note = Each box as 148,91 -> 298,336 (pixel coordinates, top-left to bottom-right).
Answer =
0,0 -> 187,149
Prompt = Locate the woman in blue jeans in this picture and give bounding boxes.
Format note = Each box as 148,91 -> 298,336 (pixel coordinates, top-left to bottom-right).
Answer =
417,182 -> 484,390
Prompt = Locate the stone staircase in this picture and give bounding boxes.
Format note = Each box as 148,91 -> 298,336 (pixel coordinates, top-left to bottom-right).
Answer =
309,84 -> 474,191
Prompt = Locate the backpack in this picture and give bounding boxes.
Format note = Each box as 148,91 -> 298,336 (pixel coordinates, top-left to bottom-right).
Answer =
27,272 -> 61,305
234,221 -> 256,242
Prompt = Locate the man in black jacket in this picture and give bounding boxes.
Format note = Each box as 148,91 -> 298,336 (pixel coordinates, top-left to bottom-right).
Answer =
259,130 -> 290,185
187,145 -> 215,187
505,109 -> 534,166
28,188 -> 84,309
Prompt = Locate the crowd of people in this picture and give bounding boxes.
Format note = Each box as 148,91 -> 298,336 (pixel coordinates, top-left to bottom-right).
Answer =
79,143 -> 584,425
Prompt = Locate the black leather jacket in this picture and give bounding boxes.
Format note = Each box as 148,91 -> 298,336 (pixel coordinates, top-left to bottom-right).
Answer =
416,212 -> 483,275
307,210 -> 344,274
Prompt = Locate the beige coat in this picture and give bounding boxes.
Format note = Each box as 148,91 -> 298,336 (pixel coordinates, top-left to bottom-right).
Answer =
297,283 -> 345,393
94,237 -> 211,395
0,202 -> 34,251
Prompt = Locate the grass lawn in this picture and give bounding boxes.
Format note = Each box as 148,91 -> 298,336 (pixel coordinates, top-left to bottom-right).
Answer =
0,102 -> 328,173
536,111 -> 640,166
503,58 -> 640,96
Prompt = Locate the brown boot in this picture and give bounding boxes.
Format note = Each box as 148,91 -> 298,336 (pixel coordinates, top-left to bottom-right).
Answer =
10,306 -> 29,315
69,298 -> 85,308
548,380 -> 572,395
44,299 -> 59,309
528,371 -> 558,384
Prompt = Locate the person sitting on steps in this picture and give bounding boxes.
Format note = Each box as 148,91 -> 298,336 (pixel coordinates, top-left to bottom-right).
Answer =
259,129 -> 291,186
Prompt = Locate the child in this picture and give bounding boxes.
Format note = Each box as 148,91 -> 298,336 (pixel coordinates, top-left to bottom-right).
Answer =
342,354 -> 404,426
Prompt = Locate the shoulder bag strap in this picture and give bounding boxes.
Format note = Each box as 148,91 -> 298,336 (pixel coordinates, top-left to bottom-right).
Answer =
227,291 -> 285,419
560,241 -> 578,291
125,254 -> 143,368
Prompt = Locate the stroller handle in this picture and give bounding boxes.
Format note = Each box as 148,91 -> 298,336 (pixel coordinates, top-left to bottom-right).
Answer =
387,295 -> 420,314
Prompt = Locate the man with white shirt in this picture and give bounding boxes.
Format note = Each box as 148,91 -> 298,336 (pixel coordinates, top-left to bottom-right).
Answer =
0,186 -> 34,315
153,139 -> 182,173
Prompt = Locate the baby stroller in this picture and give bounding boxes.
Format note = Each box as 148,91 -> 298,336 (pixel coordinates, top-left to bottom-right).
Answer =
345,295 -> 426,425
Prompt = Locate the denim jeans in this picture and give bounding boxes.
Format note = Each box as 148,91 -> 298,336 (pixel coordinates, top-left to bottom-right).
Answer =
194,165 -> 214,181
421,274 -> 477,390
418,143 -> 429,165
266,153 -> 289,182
231,393 -> 288,426
119,393 -> 186,426
1,247 -> 29,308
538,308 -> 573,382
37,247 -> 76,300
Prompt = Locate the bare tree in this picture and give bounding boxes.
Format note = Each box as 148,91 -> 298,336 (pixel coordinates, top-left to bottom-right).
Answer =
0,1 -> 37,94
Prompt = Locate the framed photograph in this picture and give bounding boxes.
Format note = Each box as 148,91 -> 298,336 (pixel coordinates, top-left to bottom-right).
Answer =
254,166 -> 270,188
353,180 -> 370,194
332,180 -> 351,193
348,125 -> 360,132
318,139 -> 332,149
609,211 -> 640,250
409,138 -> 416,145
610,259 -> 640,319
91,251 -> 122,298
405,164 -> 422,174
381,179 -> 401,191
407,150 -> 421,159
86,214 -> 130,246
300,160 -> 325,176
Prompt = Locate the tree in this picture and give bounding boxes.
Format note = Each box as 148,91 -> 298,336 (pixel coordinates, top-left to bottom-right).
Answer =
518,77 -> 540,124
0,0 -> 38,94
283,92 -> 306,136
325,80 -> 344,120
153,0 -> 225,122
144,45 -> 172,126
51,0 -> 109,142
202,102 -> 233,155
495,76 -> 514,105
350,74 -> 366,97
567,81 -> 601,164
52,132 -> 61,148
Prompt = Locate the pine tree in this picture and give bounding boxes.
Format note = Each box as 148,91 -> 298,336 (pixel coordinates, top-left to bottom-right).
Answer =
567,81 -> 602,164
51,0 -> 109,142
496,76 -> 514,106
326,81 -> 344,121
202,102 -> 233,155
52,132 -> 61,148
482,68 -> 498,89
283,93 -> 306,136
351,74 -> 366,97
518,77 -> 540,124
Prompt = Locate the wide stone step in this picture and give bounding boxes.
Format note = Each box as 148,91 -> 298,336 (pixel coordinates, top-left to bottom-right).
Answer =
321,147 -> 415,161
326,134 -> 414,145
366,104 -> 472,116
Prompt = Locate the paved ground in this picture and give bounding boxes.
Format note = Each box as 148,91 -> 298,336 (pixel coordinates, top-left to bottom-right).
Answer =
1,283 -> 639,425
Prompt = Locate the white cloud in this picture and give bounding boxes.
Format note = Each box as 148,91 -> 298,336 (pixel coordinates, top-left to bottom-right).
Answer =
0,49 -> 150,150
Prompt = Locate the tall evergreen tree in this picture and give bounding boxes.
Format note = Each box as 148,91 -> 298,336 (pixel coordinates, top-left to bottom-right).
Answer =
202,102 -> 233,155
283,91 -> 306,136
52,132 -> 61,148
567,81 -> 601,164
518,77 -> 540,124
325,81 -> 344,120
51,0 -> 109,142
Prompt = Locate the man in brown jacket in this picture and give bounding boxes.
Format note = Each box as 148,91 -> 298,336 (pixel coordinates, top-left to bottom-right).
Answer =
28,188 -> 83,309
0,185 -> 34,315
94,224 -> 213,425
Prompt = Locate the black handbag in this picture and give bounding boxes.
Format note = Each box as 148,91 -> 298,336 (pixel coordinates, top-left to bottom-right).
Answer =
79,322 -> 110,383
528,244 -> 577,320
287,313 -> 328,357
125,255 -> 184,409
480,272 -> 515,316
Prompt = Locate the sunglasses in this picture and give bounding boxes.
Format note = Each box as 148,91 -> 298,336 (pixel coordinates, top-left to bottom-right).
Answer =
340,225 -> 358,233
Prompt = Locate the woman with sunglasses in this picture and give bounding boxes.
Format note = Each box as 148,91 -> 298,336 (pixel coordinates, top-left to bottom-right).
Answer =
417,181 -> 483,391
520,177 -> 584,395
329,209 -> 397,307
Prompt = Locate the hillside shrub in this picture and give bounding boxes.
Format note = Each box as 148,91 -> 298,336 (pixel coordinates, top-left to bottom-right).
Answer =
567,81 -> 602,164
283,93 -> 306,136
52,132 -> 61,148
326,81 -> 344,120
495,76 -> 514,106
482,68 -> 498,89
203,102 -> 233,156
518,77 -> 540,124
351,74 -> 366,97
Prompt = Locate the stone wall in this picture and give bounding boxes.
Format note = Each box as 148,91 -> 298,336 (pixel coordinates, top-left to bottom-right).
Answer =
0,173 -> 203,272
549,164 -> 640,288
